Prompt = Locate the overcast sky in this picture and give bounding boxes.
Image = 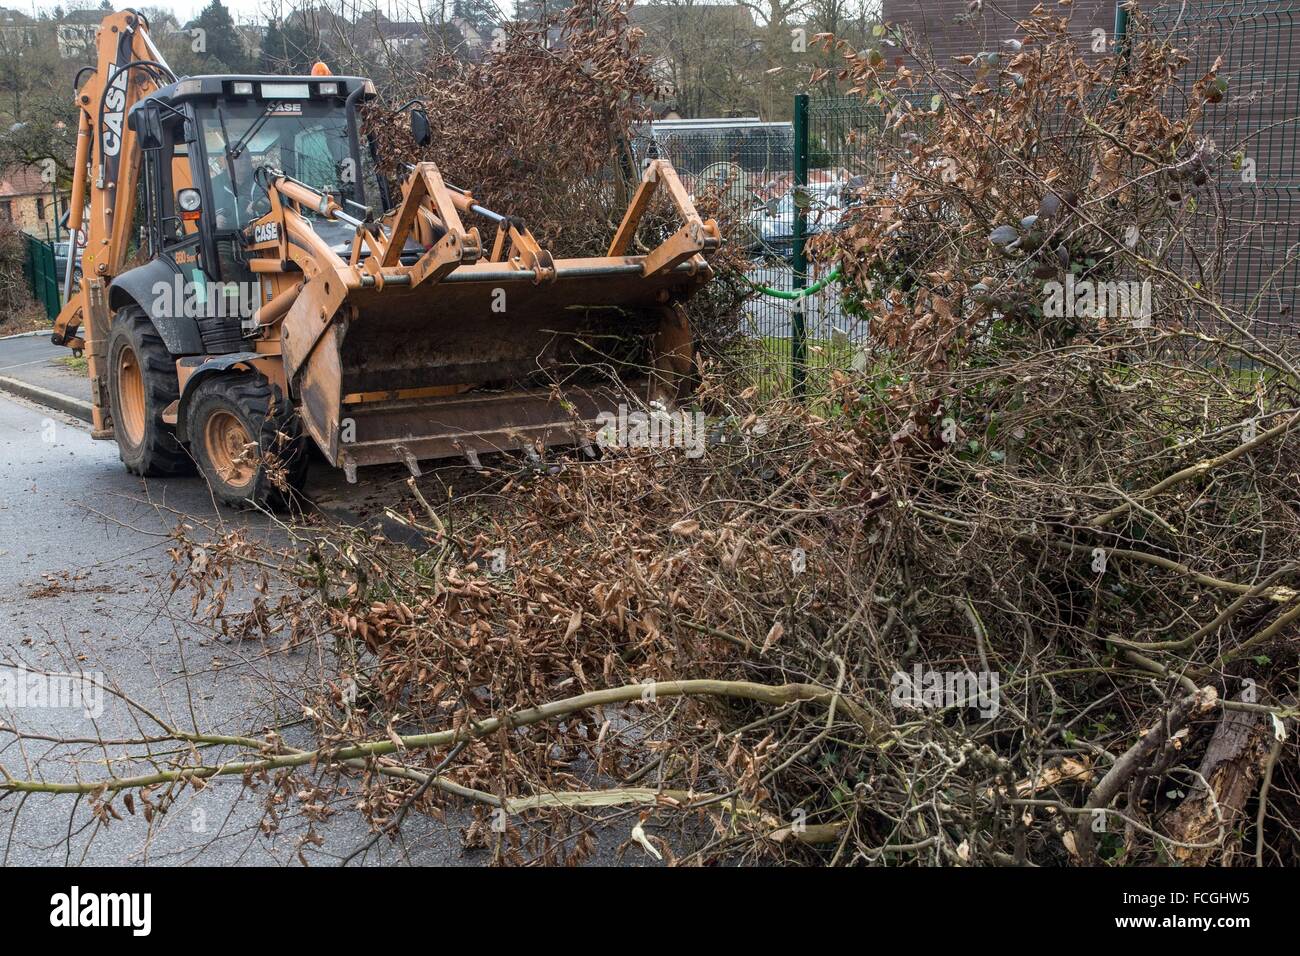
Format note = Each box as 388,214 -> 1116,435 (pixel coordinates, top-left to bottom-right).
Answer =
15,0 -> 522,25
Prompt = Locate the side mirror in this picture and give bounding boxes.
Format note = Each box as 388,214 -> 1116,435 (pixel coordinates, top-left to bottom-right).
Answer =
135,105 -> 163,150
409,108 -> 431,148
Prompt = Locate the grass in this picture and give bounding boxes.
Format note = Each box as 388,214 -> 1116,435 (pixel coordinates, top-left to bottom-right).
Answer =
736,334 -> 865,405
58,354 -> 87,373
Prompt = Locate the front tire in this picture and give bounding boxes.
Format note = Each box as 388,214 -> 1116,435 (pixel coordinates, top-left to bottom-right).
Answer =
188,372 -> 307,508
106,306 -> 190,476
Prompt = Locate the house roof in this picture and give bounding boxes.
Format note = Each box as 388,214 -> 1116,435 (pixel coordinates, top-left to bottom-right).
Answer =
60,9 -> 105,25
0,165 -> 49,198
374,20 -> 427,39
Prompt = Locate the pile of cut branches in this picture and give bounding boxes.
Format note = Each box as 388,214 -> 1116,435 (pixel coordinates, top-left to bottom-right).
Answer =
366,0 -> 649,256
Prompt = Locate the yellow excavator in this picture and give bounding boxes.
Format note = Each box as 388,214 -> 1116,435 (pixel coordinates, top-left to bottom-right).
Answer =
52,10 -> 719,505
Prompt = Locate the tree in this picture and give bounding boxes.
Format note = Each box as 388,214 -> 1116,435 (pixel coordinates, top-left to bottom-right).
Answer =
260,17 -> 318,74
259,18 -> 288,71
190,0 -> 249,73
804,0 -> 881,92
633,1 -> 773,118
0,18 -> 78,185
454,0 -> 502,37
514,0 -> 549,26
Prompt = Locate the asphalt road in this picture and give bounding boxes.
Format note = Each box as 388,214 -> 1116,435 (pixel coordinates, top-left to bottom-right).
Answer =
0,391 -> 655,866
0,335 -> 90,401
0,392 -> 449,864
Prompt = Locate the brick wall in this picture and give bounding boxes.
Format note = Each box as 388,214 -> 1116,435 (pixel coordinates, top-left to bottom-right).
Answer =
0,194 -> 60,239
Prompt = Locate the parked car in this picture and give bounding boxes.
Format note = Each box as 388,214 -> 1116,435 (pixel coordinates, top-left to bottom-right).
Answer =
53,239 -> 83,287
746,179 -> 861,256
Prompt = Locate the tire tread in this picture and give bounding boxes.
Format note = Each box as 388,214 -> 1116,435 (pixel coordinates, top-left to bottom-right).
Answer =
108,306 -> 190,477
190,372 -> 307,508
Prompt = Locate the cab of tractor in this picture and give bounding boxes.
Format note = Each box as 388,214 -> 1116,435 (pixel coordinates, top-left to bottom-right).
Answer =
124,74 -> 377,328
104,74 -> 376,505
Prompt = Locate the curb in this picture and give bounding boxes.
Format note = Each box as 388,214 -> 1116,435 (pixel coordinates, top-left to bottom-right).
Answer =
0,375 -> 93,423
0,328 -> 54,341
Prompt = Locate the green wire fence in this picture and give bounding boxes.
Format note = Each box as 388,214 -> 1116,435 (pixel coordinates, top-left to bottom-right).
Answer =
647,0 -> 1296,396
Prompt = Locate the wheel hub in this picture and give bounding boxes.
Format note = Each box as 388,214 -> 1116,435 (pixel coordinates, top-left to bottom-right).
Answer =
114,345 -> 146,448
204,410 -> 255,488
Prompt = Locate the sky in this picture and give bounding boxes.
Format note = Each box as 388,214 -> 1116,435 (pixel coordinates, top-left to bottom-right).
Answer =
14,0 -> 522,25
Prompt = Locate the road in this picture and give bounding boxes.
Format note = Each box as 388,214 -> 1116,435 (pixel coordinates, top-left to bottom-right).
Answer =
0,334 -> 90,399
0,386 -> 655,865
0,391 -> 456,864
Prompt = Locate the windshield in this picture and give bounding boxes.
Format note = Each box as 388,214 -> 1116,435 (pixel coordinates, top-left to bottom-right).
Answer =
198,101 -> 358,231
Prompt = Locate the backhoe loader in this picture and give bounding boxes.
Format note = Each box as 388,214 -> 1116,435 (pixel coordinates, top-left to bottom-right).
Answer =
52,10 -> 719,505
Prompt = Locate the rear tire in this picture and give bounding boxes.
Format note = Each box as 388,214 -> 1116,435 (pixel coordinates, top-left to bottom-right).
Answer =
188,372 -> 308,509
106,306 -> 191,476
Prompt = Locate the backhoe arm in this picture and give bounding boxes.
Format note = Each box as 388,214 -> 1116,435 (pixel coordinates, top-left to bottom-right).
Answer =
51,9 -> 173,436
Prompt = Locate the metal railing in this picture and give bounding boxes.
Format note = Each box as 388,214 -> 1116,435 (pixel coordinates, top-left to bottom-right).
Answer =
23,234 -> 60,321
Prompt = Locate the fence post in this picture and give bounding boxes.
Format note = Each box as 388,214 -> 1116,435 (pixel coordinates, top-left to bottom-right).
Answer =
1114,1 -> 1131,63
791,92 -> 809,398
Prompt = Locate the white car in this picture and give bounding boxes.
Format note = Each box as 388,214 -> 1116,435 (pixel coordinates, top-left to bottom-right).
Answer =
747,181 -> 850,253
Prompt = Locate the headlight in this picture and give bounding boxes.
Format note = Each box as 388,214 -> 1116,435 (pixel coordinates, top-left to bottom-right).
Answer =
177,188 -> 202,212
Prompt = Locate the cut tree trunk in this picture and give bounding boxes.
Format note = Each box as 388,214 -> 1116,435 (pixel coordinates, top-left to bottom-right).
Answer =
1163,694 -> 1271,865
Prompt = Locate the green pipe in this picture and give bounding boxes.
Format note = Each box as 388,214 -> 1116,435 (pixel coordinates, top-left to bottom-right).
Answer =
742,265 -> 842,299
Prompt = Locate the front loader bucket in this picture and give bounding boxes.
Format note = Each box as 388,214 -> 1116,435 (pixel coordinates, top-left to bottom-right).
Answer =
289,259 -> 702,471
258,157 -> 717,475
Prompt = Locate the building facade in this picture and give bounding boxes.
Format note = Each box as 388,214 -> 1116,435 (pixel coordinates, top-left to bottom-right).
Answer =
0,166 -> 66,239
